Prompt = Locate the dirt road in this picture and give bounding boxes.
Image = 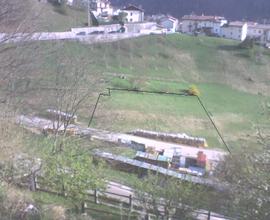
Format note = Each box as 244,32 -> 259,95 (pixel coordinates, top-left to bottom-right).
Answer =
17,115 -> 227,162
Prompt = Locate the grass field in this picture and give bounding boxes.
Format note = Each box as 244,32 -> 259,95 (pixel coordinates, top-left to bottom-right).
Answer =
0,0 -> 88,32
33,190 -> 138,220
5,31 -> 270,150
92,81 -> 268,150
34,2 -> 88,32
32,34 -> 270,95
5,4 -> 270,218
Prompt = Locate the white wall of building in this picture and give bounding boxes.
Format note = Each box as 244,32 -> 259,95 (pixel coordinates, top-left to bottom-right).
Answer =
122,10 -> 144,23
181,20 -> 197,34
160,18 -> 179,32
96,1 -> 113,15
197,20 -> 227,36
266,30 -> 270,42
66,0 -> 74,5
90,0 -> 114,18
247,25 -> 270,44
181,19 -> 227,36
125,22 -> 157,33
221,23 -> 248,41
247,27 -> 264,39
71,22 -> 157,34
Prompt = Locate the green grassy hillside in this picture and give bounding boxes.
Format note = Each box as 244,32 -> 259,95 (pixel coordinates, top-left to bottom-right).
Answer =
0,0 -> 87,32
34,1 -> 88,32
39,34 -> 270,93
3,3 -> 269,218
5,34 -> 270,150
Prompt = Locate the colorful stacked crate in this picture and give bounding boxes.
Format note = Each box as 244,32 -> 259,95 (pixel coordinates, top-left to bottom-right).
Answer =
197,151 -> 207,168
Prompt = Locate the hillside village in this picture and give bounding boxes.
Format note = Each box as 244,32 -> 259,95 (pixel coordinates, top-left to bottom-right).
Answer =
1,0 -> 270,220
44,0 -> 270,47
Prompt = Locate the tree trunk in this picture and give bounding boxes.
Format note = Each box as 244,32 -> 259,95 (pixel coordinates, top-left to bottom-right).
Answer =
29,173 -> 36,192
81,202 -> 86,214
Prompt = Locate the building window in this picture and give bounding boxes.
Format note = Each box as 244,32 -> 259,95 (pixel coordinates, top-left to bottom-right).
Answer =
130,18 -> 133,22
130,12 -> 133,16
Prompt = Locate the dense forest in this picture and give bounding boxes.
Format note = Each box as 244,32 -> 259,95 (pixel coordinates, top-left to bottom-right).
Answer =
111,0 -> 270,21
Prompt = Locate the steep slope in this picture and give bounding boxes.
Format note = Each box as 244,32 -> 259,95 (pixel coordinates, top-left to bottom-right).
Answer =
4,34 -> 268,149
0,0 -> 87,33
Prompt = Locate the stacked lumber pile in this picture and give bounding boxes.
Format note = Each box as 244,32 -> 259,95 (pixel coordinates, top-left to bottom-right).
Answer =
129,129 -> 207,148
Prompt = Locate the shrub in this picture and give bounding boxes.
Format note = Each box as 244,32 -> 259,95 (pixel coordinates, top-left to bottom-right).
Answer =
111,78 -> 133,89
187,85 -> 200,96
238,38 -> 254,49
0,185 -> 38,220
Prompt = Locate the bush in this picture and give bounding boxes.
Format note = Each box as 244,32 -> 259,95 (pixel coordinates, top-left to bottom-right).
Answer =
48,0 -> 68,15
111,77 -> 142,90
239,38 -> 254,49
187,85 -> 200,96
0,185 -> 39,220
43,205 -> 66,220
111,78 -> 133,89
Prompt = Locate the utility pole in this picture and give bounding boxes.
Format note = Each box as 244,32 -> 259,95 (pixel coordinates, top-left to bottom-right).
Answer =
207,211 -> 211,220
88,0 -> 92,26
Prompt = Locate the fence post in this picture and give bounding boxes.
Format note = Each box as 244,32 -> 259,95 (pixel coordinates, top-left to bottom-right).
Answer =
81,202 -> 86,214
29,173 -> 36,192
207,210 -> 211,220
129,194 -> 132,208
94,189 -> 99,204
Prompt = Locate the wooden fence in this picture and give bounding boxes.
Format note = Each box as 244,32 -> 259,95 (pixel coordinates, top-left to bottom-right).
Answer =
17,179 -> 231,220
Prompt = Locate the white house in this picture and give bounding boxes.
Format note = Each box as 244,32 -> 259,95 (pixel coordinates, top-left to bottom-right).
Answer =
159,16 -> 179,33
259,29 -> 270,47
97,0 -> 113,16
90,0 -> 114,18
265,29 -> 270,42
181,15 -> 227,36
247,23 -> 270,43
121,5 -> 144,23
221,21 -> 248,41
66,0 -> 73,5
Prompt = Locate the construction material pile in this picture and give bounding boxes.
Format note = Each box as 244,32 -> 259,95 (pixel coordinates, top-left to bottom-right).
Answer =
46,109 -> 77,124
129,129 -> 208,148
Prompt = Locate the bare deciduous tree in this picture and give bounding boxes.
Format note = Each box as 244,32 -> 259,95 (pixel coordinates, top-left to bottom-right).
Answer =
0,0 -> 44,188
215,107 -> 270,220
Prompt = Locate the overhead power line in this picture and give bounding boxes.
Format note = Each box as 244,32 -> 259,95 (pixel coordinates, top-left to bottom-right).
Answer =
196,96 -> 231,154
88,88 -> 231,154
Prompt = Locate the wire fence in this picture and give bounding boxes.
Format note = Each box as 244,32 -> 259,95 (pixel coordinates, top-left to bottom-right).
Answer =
87,87 -> 231,154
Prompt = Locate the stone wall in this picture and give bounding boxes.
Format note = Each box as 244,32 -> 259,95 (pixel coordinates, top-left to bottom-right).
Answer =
71,22 -> 158,34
